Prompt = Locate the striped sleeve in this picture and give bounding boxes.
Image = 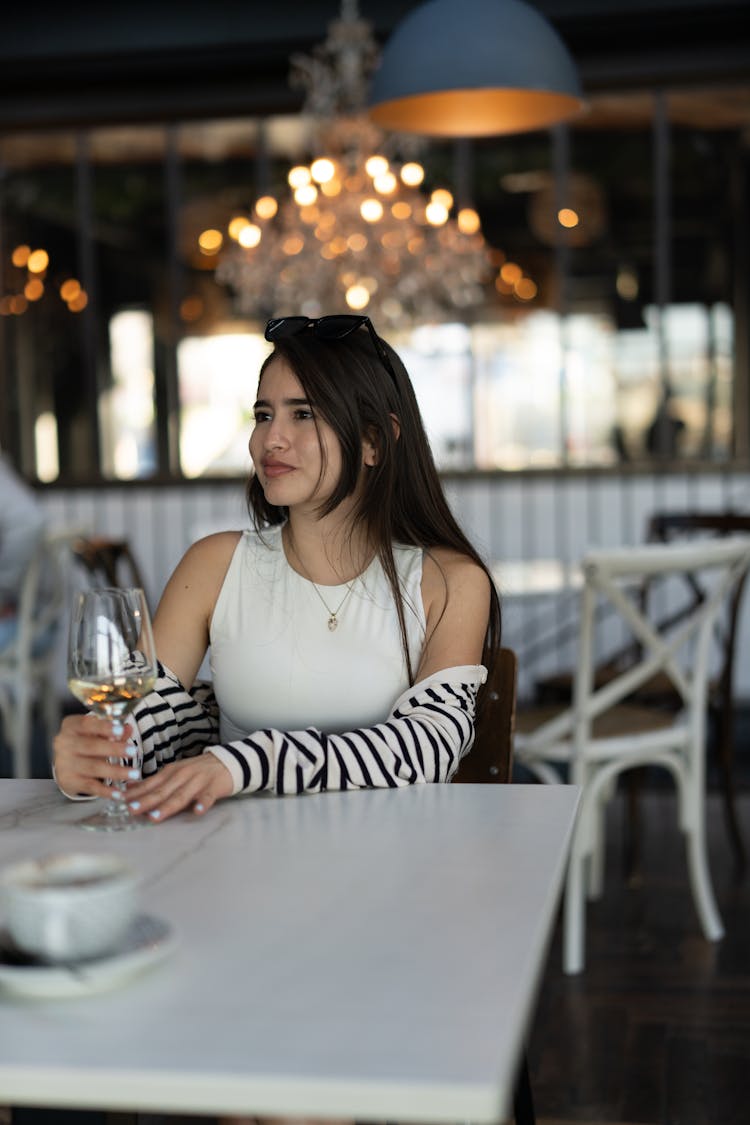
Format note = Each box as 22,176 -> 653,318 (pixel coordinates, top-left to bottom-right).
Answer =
206,665 -> 487,796
131,663 -> 220,776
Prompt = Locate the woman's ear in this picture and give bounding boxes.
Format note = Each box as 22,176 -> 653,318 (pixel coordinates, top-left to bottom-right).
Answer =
362,428 -> 379,467
363,416 -> 400,467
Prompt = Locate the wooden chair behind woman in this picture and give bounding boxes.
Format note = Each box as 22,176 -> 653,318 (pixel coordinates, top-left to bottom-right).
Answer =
72,536 -> 150,608
453,647 -> 517,786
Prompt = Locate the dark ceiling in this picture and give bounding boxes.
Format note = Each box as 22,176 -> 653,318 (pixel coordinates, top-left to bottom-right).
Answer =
1,1 -> 749,132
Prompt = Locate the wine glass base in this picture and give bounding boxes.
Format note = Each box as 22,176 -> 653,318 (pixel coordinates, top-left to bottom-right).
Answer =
77,805 -> 149,832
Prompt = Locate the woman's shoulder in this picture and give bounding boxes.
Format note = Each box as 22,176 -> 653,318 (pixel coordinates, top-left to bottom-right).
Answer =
424,545 -> 489,580
185,524 -> 284,570
421,546 -> 491,604
187,529 -> 244,564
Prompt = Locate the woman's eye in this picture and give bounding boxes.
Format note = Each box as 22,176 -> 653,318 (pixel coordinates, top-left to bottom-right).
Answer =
253,410 -> 271,423
293,408 -> 314,421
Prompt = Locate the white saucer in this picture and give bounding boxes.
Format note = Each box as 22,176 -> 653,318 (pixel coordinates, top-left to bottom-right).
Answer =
0,913 -> 176,999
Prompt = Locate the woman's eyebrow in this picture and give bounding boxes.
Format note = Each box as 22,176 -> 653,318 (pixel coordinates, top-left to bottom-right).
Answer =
253,396 -> 311,410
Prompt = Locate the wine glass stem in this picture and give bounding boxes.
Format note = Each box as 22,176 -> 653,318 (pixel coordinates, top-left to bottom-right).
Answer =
104,718 -> 137,815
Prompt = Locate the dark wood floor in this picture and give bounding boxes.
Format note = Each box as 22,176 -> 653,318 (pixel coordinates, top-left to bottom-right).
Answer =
527,788 -> 750,1125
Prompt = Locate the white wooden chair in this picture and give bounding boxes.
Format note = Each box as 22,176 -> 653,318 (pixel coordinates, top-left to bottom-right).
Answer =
0,532 -> 76,778
514,536 -> 750,975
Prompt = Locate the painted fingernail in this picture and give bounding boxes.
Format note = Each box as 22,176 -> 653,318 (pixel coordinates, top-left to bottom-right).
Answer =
124,743 -> 139,758
194,802 -> 205,813
127,769 -> 141,781
128,800 -> 141,811
110,789 -> 125,801
149,809 -> 162,820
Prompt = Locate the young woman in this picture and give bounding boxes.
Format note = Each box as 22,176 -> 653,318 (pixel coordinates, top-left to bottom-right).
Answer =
53,314 -> 502,820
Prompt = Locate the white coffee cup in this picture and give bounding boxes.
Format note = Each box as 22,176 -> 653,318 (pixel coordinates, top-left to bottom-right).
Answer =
0,852 -> 139,962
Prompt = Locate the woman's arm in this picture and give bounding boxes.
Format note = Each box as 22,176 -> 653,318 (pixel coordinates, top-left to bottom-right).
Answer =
150,530 -> 241,688
417,547 -> 491,679
122,664 -> 487,820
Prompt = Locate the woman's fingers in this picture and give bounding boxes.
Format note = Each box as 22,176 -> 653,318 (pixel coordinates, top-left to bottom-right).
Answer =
53,713 -> 136,796
126,756 -> 232,823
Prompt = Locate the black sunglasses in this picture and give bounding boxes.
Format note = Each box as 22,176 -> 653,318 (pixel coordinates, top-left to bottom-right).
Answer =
264,315 -> 399,389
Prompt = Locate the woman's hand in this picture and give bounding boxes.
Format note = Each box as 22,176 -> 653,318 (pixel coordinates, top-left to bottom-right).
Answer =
53,713 -> 137,799
124,753 -> 234,823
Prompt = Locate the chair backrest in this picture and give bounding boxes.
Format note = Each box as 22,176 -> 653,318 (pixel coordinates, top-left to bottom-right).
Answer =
524,537 -> 750,756
647,511 -> 750,701
453,646 -> 517,784
72,537 -> 149,607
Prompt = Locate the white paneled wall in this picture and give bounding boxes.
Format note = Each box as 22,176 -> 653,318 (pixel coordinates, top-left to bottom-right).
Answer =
39,469 -> 750,699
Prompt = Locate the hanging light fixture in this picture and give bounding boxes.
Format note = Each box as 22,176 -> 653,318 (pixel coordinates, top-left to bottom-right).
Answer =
214,0 -> 504,326
368,0 -> 585,137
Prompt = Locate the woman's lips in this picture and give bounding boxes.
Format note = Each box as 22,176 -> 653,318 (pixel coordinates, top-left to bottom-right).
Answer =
262,462 -> 295,478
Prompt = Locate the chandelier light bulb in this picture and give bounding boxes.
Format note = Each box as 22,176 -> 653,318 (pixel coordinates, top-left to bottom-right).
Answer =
373,172 -> 398,194
320,177 -> 343,197
457,207 -> 481,234
228,216 -> 250,241
360,198 -> 384,222
365,155 -> 389,178
288,165 -> 312,188
294,184 -> 319,206
425,201 -> 449,226
431,188 -> 454,210
282,235 -> 305,255
400,162 -> 424,187
238,223 -> 262,249
255,196 -> 279,219
311,158 -> 337,183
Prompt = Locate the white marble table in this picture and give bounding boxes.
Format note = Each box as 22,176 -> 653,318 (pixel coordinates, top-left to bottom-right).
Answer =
0,780 -> 579,1122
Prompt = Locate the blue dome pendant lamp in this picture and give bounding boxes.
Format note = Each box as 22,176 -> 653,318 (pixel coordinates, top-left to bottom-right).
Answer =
368,0 -> 585,137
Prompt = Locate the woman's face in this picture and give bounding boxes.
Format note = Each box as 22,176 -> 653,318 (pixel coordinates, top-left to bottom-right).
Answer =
249,357 -> 344,513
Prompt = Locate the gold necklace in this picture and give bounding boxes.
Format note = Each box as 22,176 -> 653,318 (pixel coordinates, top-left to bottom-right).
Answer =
308,579 -> 356,631
286,534 -> 357,631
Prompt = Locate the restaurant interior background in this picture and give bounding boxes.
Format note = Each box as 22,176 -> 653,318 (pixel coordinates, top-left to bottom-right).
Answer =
2,0 -> 750,697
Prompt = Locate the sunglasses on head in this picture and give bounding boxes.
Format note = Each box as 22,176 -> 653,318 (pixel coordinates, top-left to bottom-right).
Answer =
264,315 -> 398,389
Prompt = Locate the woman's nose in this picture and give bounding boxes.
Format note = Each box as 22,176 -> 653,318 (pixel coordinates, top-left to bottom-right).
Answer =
263,419 -> 289,450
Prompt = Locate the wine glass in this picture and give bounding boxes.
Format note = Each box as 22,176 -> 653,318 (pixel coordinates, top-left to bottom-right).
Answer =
67,587 -> 157,832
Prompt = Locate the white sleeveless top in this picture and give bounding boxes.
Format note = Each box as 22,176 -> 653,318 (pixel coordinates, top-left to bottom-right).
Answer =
209,525 -> 426,741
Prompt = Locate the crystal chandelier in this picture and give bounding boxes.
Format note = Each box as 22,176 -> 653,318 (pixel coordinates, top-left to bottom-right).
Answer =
215,0 -> 495,327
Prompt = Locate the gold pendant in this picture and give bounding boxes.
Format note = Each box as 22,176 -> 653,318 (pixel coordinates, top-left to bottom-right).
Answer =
328,615 -> 338,631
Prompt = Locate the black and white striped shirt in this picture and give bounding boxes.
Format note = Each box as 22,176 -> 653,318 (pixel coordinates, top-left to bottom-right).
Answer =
131,662 -> 487,797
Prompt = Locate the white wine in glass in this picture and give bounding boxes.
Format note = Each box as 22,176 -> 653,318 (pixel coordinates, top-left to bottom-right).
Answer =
67,587 -> 157,832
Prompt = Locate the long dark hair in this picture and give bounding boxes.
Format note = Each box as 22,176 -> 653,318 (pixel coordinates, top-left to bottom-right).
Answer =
246,323 -> 501,687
